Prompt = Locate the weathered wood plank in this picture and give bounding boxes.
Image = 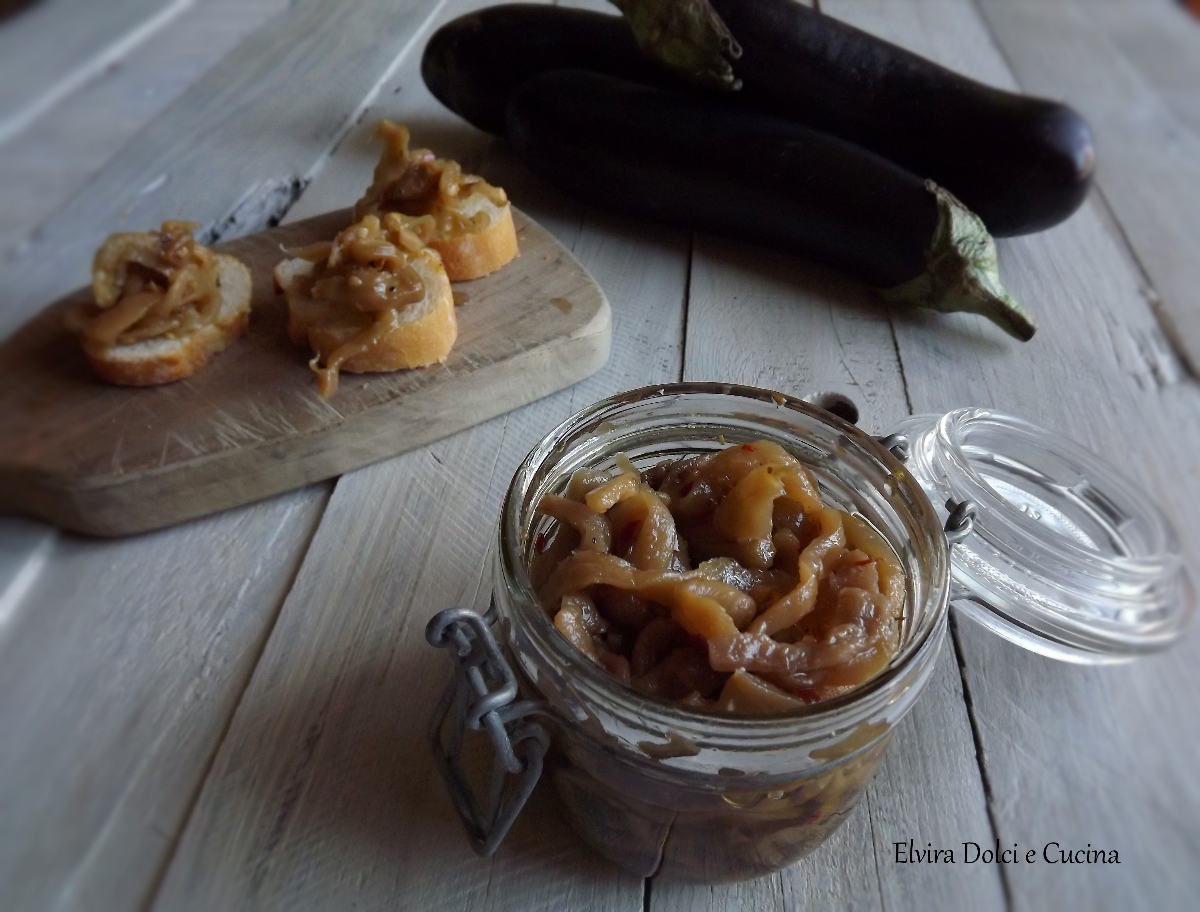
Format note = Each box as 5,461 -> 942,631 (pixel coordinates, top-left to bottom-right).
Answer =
1090,0 -> 1200,140
0,0 -> 445,343
974,0 -> 1200,372
0,0 -> 443,701
646,0 -> 999,904
148,432 -> 644,912
0,486 -> 330,912
0,0 -> 289,262
683,239 -> 907,431
7,0 -> 1195,909
823,1 -> 1200,908
0,0 -> 189,145
0,520 -> 53,629
0,13 -> 299,895
151,1 -> 687,908
0,1 -> 477,909
0,3 -> 291,835
654,231 -> 1004,908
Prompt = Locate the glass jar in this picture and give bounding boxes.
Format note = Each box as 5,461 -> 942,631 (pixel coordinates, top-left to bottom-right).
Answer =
433,384 -> 951,882
426,384 -> 1191,883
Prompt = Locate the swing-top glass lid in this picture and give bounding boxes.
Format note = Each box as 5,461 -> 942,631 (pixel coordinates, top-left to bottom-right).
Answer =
886,408 -> 1194,664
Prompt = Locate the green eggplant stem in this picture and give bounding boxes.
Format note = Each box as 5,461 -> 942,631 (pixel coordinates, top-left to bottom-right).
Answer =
607,0 -> 742,90
883,182 -> 1037,341
608,4 -> 1034,340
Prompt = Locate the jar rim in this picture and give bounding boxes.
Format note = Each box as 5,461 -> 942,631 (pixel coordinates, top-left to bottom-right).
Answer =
498,382 -> 951,748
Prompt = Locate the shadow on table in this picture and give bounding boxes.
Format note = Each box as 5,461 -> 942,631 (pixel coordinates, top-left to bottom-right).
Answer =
214,646 -> 633,905
0,0 -> 36,26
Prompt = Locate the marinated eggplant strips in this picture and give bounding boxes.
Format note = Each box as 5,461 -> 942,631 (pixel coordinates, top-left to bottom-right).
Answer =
507,70 -> 1034,340
422,3 -> 1095,236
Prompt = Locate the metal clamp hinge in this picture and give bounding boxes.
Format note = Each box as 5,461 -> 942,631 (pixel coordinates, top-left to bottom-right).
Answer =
874,433 -> 977,545
943,498 -> 977,545
426,607 -> 550,857
874,433 -> 911,462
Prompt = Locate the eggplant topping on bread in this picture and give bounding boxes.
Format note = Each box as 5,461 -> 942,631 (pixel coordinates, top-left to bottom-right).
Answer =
67,220 -> 251,386
274,213 -> 456,399
355,120 -> 518,281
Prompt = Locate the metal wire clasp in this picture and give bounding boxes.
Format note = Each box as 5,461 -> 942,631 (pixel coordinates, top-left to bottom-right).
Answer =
874,433 -> 977,545
943,497 -> 977,545
426,607 -> 551,857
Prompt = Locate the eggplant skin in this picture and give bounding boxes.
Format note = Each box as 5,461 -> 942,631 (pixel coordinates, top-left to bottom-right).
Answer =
506,70 -> 938,289
421,5 -> 672,137
707,0 -> 1095,237
422,3 -> 1094,237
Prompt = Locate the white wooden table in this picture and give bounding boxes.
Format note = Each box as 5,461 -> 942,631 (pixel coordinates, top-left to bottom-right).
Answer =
2,1 -> 1199,909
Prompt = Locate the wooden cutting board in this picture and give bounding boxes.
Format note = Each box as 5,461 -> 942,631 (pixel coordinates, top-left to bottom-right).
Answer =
0,207 -> 610,536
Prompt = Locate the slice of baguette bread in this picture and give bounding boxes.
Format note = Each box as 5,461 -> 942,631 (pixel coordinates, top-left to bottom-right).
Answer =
275,247 -> 456,396
425,197 -> 519,282
82,254 -> 251,386
353,121 -> 519,282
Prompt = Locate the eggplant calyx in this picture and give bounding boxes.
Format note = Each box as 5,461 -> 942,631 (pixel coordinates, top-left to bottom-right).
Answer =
608,0 -> 743,90
882,181 -> 1037,341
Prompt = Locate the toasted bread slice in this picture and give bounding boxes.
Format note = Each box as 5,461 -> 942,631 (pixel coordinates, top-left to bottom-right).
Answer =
354,120 -> 519,281
275,246 -> 456,398
425,195 -> 519,282
82,254 -> 251,386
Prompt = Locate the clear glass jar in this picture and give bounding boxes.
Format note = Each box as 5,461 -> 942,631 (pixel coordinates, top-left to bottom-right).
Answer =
490,384 -> 952,882
429,385 -> 1192,881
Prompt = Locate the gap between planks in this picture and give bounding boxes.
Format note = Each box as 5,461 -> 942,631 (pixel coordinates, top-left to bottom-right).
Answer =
137,483 -> 334,912
0,0 -> 291,264
148,1 -> 672,910
827,1 -> 1200,909
0,0 -> 449,343
153,1 -> 1000,909
0,1 -> 458,910
0,0 -> 191,146
967,0 -> 1194,383
973,0 -> 1200,375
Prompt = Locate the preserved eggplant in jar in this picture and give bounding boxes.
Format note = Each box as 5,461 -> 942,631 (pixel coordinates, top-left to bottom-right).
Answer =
529,440 -> 907,714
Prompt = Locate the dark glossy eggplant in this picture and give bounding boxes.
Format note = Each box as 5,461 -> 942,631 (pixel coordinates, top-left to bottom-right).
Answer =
699,0 -> 1095,236
421,4 -> 672,137
421,3 -> 1094,236
507,70 -> 1035,339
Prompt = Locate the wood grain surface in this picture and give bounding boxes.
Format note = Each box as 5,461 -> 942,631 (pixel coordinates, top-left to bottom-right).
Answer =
975,0 -> 1200,372
653,228 -> 1004,909
0,0 -> 447,343
824,1 -> 1200,909
0,1 -> 457,909
0,488 -> 331,912
151,1 -> 673,909
0,206 -> 610,535
1,0 -> 1199,909
0,0 -> 189,144
0,0 -> 427,590
0,0 -> 290,261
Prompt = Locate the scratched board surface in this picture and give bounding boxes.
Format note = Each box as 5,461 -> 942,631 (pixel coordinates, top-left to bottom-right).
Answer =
0,207 -> 610,535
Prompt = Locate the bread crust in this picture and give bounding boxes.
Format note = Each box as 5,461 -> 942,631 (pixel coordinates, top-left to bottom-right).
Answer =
353,121 -> 519,282
429,203 -> 519,281
82,254 -> 252,386
276,247 -> 457,390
